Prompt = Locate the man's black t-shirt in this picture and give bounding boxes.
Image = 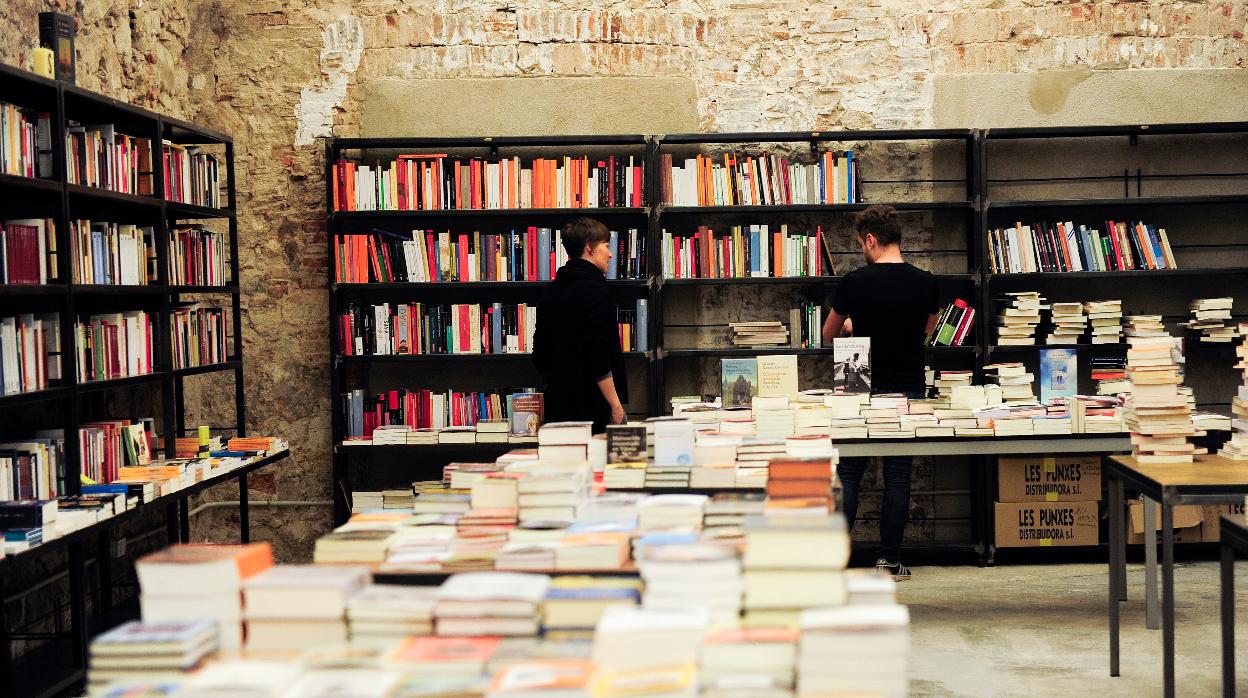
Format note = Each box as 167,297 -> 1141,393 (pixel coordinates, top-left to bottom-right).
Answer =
831,262 -> 939,393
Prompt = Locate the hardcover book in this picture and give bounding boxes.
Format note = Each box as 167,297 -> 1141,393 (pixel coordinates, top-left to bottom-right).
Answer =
832,337 -> 871,393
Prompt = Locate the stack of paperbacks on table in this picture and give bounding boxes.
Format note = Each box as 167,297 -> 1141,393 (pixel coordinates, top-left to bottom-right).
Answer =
136,542 -> 274,652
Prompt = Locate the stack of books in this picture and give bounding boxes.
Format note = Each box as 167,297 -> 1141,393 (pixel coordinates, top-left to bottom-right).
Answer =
792,404 -> 833,436
825,393 -> 869,439
1047,302 -> 1087,345
351,490 -> 384,512
753,397 -> 796,439
1220,327 -> 1248,460
434,572 -> 549,637
555,526 -> 631,570
1085,300 -> 1124,344
742,513 -> 849,627
766,456 -> 834,509
784,434 -> 837,459
637,494 -> 706,531
517,463 -> 590,525
88,619 -> 217,688
933,370 -> 973,401
537,422 -> 592,466
996,292 -> 1044,346
985,362 -> 1037,404
590,605 -> 708,698
313,524 -> 397,564
798,604 -> 910,697
703,492 -> 766,534
413,482 -> 471,515
242,565 -> 369,652
1185,297 -> 1238,342
865,394 -> 911,438
1091,357 -> 1130,395
729,321 -> 789,347
136,543 -> 273,652
1125,333 -> 1200,463
702,627 -> 798,697
637,541 -> 743,629
690,433 -> 739,488
645,463 -> 692,488
346,584 -> 436,647
541,576 -> 642,640
735,438 -> 785,487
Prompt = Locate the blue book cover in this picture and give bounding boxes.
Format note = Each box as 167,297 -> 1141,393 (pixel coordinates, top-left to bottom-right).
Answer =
749,229 -> 760,275
491,302 -> 503,355
1146,224 -> 1167,269
1039,348 -> 1077,403
537,228 -> 551,280
635,299 -> 648,352
846,150 -> 854,201
606,229 -> 618,279
1077,227 -> 1095,271
545,587 -> 640,602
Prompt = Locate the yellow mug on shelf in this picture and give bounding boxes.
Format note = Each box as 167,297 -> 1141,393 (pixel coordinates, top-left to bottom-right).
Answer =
32,47 -> 55,78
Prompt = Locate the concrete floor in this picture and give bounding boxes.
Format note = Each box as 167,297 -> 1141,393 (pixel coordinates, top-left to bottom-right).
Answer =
900,560 -> 1241,697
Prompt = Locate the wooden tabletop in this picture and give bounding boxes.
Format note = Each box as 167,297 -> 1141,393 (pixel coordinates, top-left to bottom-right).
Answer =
1109,454 -> 1248,488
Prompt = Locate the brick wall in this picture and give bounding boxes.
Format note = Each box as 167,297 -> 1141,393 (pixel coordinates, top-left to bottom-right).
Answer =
2,1 -> 1246,559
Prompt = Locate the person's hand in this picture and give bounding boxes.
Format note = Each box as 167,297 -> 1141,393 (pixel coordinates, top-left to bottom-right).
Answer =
611,404 -> 626,425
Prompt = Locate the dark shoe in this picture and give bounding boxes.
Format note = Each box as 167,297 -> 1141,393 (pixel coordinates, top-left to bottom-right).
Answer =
875,558 -> 912,582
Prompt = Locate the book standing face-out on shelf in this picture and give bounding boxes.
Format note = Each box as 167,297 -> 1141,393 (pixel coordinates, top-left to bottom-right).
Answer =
720,358 -> 759,407
832,337 -> 871,393
1039,348 -> 1078,403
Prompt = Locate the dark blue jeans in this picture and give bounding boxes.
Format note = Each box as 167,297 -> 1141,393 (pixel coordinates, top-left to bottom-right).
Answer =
837,454 -> 911,563
838,389 -> 922,562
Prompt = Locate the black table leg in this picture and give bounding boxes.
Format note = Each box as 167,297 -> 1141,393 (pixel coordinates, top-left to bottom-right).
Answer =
1162,502 -> 1176,698
1110,476 -> 1124,677
1223,541 -> 1235,698
239,472 -> 250,544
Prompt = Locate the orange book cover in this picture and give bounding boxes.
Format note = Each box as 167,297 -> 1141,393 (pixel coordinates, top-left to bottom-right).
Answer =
1134,222 -> 1157,269
773,230 -> 782,277
768,459 -> 832,480
722,153 -> 734,206
765,479 -> 832,498
764,495 -> 831,510
388,636 -> 500,665
138,542 -> 274,580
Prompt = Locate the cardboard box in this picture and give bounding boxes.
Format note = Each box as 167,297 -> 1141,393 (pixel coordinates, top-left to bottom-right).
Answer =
1202,504 -> 1248,543
1126,499 -> 1203,545
997,455 -> 1101,502
994,501 -> 1099,548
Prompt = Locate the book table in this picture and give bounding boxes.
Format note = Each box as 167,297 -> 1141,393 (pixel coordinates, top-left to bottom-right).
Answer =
1220,515 -> 1248,697
1106,454 -> 1248,698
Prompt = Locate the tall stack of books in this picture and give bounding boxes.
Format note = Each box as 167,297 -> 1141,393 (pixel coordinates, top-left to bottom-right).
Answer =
136,543 -> 274,652
691,433 -> 739,488
434,572 -> 549,637
346,584 -> 436,647
984,362 -> 1037,404
934,370 -> 973,401
1047,302 -> 1086,345
730,321 -> 789,347
797,604 -> 911,698
1185,297 -> 1238,342
742,512 -> 849,627
865,394 -> 911,438
825,393 -> 869,439
591,605 -> 708,698
242,565 -> 370,652
88,619 -> 218,688
1219,327 -> 1248,460
1091,357 -> 1130,395
517,463 -> 591,525
996,292 -> 1044,346
1124,331 -> 1199,464
1085,300 -> 1124,344
735,438 -> 785,488
793,403 -> 832,436
754,396 -> 796,439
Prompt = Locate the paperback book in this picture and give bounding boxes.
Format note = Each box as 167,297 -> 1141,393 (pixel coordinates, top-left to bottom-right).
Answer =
832,338 -> 871,393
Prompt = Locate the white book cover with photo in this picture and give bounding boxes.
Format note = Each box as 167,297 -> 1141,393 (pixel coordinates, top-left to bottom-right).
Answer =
833,337 -> 871,393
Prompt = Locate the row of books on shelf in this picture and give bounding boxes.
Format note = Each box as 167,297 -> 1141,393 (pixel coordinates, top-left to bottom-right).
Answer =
169,304 -> 228,370
342,389 -> 545,443
75,310 -> 154,383
0,313 -> 60,396
337,302 -> 539,357
0,435 -> 287,556
163,143 -> 222,208
71,219 -> 156,285
65,123 -> 151,194
988,220 -> 1177,274
661,225 -> 834,279
660,151 -> 860,206
334,227 -> 646,284
0,101 -> 51,179
332,155 -> 645,212
0,217 -> 57,284
925,299 -> 975,347
168,224 -> 230,286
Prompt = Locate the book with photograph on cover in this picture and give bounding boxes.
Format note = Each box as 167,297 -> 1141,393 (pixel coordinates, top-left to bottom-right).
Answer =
832,337 -> 871,393
720,358 -> 759,407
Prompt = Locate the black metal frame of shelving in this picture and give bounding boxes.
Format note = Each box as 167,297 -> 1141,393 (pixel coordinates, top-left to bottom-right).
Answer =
0,62 -> 263,698
326,122 -> 1248,565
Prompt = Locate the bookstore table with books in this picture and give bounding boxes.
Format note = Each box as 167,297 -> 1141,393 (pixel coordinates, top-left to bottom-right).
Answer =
1105,453 -> 1248,698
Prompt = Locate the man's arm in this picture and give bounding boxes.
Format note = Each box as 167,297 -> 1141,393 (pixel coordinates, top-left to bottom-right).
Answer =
598,374 -> 625,424
587,291 -> 626,424
822,310 -> 851,345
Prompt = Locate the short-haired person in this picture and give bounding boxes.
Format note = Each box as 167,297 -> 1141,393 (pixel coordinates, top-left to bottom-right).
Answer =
822,205 -> 940,581
533,217 -> 628,433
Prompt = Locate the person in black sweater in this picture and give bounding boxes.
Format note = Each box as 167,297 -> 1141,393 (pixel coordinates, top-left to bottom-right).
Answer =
822,205 -> 941,580
533,217 -> 628,433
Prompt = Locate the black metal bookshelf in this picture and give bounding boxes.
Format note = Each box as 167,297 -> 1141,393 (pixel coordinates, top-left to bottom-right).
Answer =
327,123 -> 1247,565
0,62 -> 259,698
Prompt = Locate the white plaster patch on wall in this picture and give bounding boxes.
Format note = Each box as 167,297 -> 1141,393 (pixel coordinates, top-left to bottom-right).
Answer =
295,15 -> 364,146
